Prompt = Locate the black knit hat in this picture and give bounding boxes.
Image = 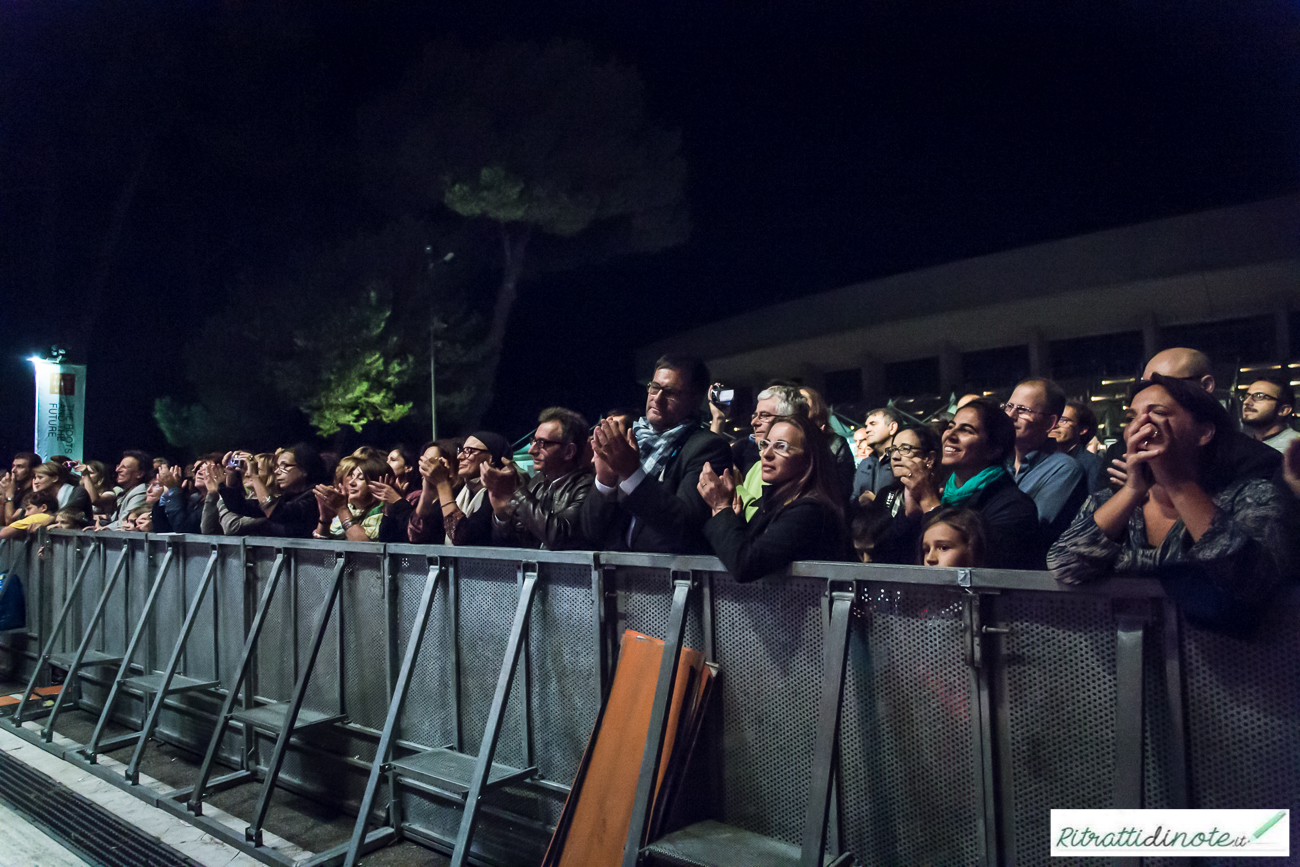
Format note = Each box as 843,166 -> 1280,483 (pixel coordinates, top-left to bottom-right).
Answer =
468,431 -> 510,464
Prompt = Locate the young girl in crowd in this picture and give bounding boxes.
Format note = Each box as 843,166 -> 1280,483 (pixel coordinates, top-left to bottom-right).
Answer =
52,508 -> 88,530
920,508 -> 987,568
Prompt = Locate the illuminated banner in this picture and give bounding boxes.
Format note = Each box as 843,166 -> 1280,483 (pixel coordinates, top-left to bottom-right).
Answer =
32,360 -> 86,462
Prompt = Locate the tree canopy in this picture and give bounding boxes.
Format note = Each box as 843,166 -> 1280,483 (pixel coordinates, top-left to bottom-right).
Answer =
362,38 -> 689,426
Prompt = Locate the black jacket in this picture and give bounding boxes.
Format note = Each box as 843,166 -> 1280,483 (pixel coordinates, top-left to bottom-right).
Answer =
492,468 -> 595,550
580,427 -> 733,554
704,494 -> 850,582
872,472 -> 1045,569
219,485 -> 319,538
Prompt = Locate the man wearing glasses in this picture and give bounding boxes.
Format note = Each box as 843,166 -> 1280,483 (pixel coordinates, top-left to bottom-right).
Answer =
1241,376 -> 1298,453
486,406 -> 595,549
1003,378 -> 1088,546
583,354 -> 733,553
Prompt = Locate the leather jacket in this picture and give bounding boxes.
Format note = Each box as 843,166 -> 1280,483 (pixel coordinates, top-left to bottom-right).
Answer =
491,468 -> 596,550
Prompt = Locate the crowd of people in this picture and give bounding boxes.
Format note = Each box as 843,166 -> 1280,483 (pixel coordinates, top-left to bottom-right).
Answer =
2,347 -> 1296,634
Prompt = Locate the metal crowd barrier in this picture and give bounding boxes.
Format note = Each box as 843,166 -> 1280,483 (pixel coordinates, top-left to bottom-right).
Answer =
0,529 -> 1295,867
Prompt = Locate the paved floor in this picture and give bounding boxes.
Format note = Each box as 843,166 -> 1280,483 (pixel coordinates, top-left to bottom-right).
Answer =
1,677 -> 450,866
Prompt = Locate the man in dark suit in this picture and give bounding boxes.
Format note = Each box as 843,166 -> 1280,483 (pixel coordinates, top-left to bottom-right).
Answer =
582,355 -> 733,554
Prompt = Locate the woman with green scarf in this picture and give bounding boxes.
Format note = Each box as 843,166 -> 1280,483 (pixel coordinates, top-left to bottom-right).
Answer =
875,398 -> 1044,569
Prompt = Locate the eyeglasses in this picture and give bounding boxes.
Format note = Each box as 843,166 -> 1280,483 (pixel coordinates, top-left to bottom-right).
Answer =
756,438 -> 804,457
275,461 -> 299,471
1243,392 -> 1280,404
529,436 -> 565,450
646,382 -> 687,400
885,444 -> 925,459
458,445 -> 486,457
1000,403 -> 1043,419
752,410 -> 777,422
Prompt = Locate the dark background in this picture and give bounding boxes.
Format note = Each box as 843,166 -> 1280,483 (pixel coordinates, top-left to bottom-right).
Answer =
4,0 -> 1300,460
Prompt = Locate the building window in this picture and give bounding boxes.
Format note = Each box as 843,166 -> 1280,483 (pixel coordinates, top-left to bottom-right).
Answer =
824,369 -> 864,406
1050,332 -> 1144,381
961,345 -> 1029,393
886,357 -> 939,396
1163,316 -> 1276,366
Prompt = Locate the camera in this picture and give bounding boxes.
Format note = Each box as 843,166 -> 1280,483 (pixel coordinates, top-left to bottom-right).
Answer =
709,383 -> 734,407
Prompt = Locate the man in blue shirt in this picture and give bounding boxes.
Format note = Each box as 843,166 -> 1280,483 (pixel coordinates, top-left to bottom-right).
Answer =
851,407 -> 900,506
1051,399 -> 1107,494
1004,378 -> 1088,546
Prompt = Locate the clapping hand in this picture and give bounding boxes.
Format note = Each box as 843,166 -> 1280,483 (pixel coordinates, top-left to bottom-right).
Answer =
480,460 -> 520,499
157,464 -> 184,490
314,484 -> 346,520
697,461 -> 738,516
200,462 -> 221,495
592,417 -> 640,481
419,453 -> 451,487
481,460 -> 521,513
368,474 -> 403,505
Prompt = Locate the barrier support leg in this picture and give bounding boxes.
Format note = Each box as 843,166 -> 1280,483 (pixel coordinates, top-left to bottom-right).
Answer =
7,540 -> 100,726
125,546 -> 221,784
798,581 -> 855,867
188,551 -> 287,816
342,555 -> 444,867
245,553 -> 349,845
82,545 -> 180,761
448,562 -> 541,867
41,546 -> 129,742
621,569 -> 696,867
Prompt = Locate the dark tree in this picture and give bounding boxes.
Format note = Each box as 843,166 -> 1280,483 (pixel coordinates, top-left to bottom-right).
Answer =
362,39 -> 689,426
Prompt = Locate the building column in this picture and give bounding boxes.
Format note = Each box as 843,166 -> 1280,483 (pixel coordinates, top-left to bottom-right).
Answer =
1142,313 -> 1161,363
938,343 -> 962,395
1028,331 -> 1050,379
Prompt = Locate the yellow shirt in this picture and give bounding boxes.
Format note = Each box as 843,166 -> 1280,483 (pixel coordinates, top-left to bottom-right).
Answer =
10,512 -> 53,531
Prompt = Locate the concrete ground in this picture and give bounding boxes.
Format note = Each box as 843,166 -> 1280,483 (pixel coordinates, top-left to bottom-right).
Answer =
1,676 -> 450,867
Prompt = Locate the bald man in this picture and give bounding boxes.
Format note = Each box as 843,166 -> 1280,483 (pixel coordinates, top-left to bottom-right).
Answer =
1142,347 -> 1215,393
1107,348 -> 1279,490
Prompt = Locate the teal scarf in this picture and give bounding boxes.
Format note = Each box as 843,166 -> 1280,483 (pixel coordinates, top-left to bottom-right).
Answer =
942,465 -> 1006,507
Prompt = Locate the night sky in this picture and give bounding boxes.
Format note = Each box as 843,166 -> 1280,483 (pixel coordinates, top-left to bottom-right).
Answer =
4,0 -> 1300,460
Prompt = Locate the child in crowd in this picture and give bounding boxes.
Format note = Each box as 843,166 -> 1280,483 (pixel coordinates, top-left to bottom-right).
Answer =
120,505 -> 153,532
920,508 -> 987,568
0,489 -> 57,539
52,509 -> 88,530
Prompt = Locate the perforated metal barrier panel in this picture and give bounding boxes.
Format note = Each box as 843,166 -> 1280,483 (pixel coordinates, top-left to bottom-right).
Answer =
9,530 -> 1297,867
